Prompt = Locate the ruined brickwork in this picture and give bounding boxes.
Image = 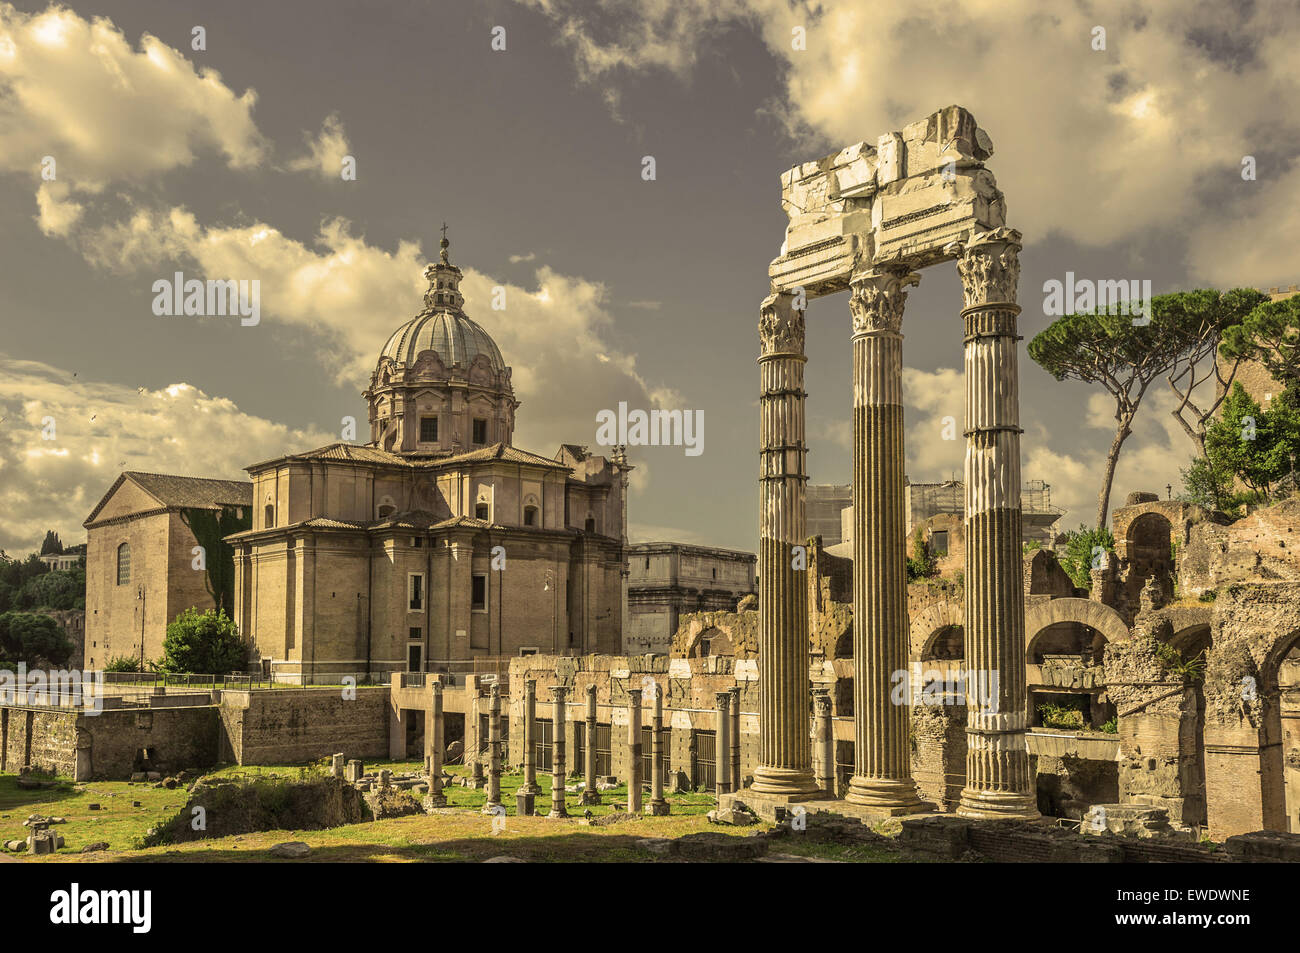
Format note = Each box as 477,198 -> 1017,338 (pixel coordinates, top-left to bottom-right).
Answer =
219,687 -> 390,765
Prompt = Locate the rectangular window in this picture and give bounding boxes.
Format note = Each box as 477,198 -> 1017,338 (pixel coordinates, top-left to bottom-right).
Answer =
471,573 -> 487,611
932,531 -> 949,556
409,626 -> 422,641
409,574 -> 424,611
472,418 -> 487,444
420,416 -> 438,442
407,644 -> 422,671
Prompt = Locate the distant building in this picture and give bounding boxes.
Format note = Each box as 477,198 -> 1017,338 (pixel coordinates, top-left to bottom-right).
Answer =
84,472 -> 252,671
832,477 -> 1063,557
1217,285 -> 1299,407
38,543 -> 85,572
808,484 -> 851,545
626,542 -> 756,655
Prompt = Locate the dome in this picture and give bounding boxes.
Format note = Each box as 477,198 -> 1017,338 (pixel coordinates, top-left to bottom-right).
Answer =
378,310 -> 506,375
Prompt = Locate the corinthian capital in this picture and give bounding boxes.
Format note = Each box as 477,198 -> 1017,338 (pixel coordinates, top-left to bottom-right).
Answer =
949,226 -> 1023,309
759,290 -> 805,356
848,267 -> 920,335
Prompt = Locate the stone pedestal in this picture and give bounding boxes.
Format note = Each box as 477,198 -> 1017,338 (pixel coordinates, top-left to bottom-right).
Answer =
628,689 -> 644,813
751,290 -> 819,799
516,790 -> 535,817
483,683 -> 503,813
549,686 -> 569,818
951,227 -> 1037,820
345,759 -> 363,783
582,683 -> 601,805
330,753 -> 345,778
520,678 -> 540,795
844,267 -> 926,814
648,689 -> 669,815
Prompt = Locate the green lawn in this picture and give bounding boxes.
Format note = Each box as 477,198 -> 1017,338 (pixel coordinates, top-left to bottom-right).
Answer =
0,763 -> 900,863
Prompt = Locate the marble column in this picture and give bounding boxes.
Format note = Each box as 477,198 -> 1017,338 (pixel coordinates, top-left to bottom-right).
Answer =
483,683 -> 503,813
549,686 -> 569,818
715,691 -> 732,797
627,688 -> 643,813
813,688 -> 834,797
845,267 -> 925,813
520,678 -> 540,795
582,683 -> 600,805
428,679 -> 447,808
753,290 -> 819,798
728,685 -> 741,792
648,688 -> 669,815
951,227 -> 1037,819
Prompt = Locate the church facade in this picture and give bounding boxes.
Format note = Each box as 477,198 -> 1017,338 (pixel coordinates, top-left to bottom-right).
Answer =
226,236 -> 629,680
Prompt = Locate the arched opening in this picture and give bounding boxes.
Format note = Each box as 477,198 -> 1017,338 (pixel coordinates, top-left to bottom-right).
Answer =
923,625 -> 964,661
584,515 -> 596,533
377,504 -> 395,520
833,625 -> 853,660
523,505 -> 538,527
1171,623 -> 1212,827
1124,511 -> 1175,608
688,626 -> 733,659
1261,629 -> 1300,832
263,504 -> 274,529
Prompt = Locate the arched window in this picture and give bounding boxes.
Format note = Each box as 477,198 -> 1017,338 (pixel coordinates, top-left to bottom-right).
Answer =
584,516 -> 596,533
116,542 -> 131,586
377,504 -> 395,520
264,504 -> 274,528
524,505 -> 538,526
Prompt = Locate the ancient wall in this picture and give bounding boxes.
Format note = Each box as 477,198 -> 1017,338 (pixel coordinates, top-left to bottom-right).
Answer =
220,687 -> 390,765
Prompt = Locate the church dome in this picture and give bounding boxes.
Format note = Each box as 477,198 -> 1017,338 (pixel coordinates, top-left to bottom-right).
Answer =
379,310 -> 506,375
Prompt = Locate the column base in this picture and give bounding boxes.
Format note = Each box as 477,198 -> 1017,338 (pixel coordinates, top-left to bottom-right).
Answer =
547,807 -> 569,819
518,782 -> 541,796
481,802 -> 503,815
580,790 -> 601,805
646,799 -> 670,816
749,766 -> 820,799
422,794 -> 448,811
956,787 -> 1040,820
844,775 -> 929,815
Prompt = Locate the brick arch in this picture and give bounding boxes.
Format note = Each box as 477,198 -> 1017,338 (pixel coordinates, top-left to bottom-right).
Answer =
1023,597 -> 1130,654
910,601 -> 964,659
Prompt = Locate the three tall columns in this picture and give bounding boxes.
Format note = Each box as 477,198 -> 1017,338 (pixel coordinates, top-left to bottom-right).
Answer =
845,267 -> 924,812
752,225 -> 1035,819
952,228 -> 1037,819
752,291 -> 818,797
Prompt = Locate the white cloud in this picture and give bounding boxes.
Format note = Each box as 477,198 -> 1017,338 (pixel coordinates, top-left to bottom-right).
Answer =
0,354 -> 332,554
0,4 -> 265,234
508,252 -> 537,263
285,113 -> 351,181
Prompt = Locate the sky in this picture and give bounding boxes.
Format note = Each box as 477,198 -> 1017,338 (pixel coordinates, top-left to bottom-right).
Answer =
1,0 -> 1299,556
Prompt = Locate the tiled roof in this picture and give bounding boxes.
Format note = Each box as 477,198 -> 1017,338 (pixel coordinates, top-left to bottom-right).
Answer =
125,472 -> 251,508
435,443 -> 568,469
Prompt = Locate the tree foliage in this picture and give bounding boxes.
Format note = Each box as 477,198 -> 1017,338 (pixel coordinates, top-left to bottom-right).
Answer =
158,608 -> 246,674
1058,525 -> 1115,590
0,611 -> 74,668
1221,293 -> 1300,390
179,505 -> 252,618
39,530 -> 63,555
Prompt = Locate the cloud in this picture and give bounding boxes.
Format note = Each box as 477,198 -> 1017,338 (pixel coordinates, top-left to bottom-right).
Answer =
0,354 -> 332,554
508,252 -> 537,263
285,113 -> 351,181
903,366 -> 963,478
0,4 -> 265,234
521,0 -> 1300,280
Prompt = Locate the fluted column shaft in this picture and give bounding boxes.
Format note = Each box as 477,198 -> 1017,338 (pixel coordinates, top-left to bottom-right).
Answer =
549,686 -> 569,817
753,291 -> 818,797
845,268 -> 924,812
521,678 -> 539,795
648,689 -> 669,814
583,683 -> 600,805
627,688 -> 643,813
428,680 -> 447,807
953,228 -> 1037,819
715,691 -> 732,797
485,683 -> 502,810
